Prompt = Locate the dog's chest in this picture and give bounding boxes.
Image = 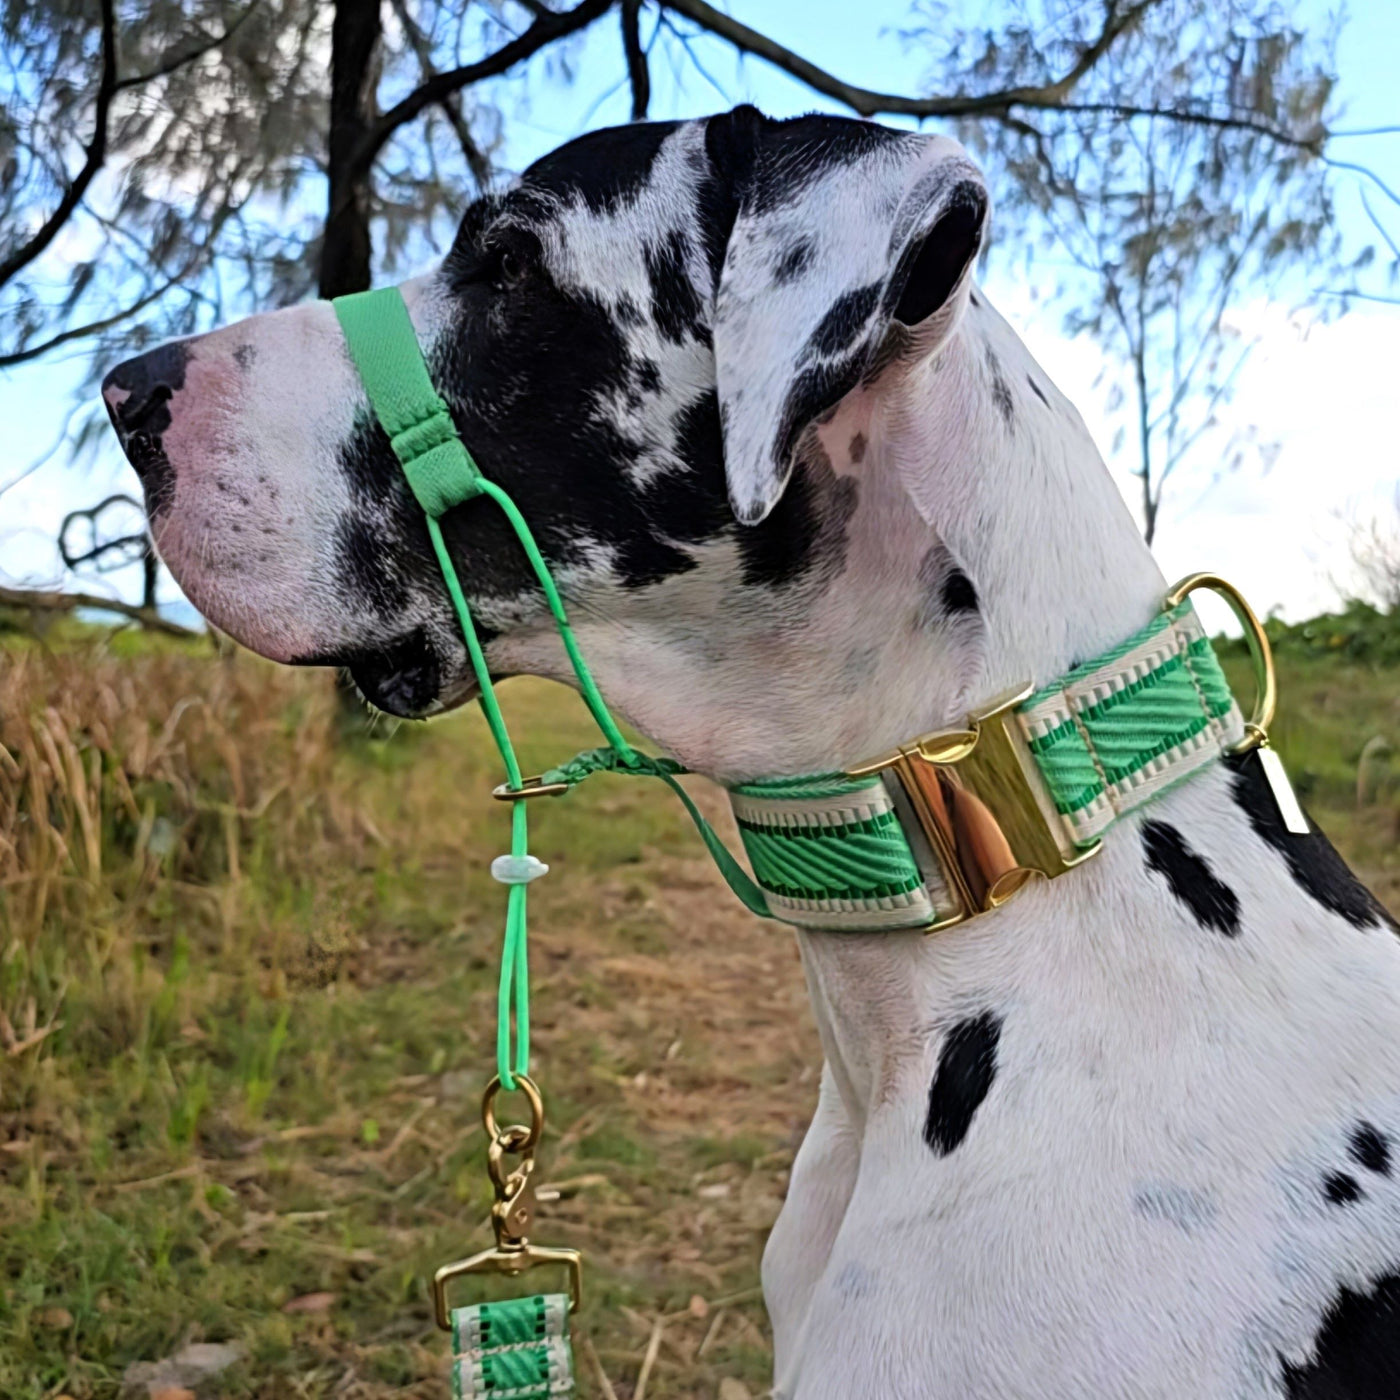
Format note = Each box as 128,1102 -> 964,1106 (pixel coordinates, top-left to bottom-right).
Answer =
780,761 -> 1400,1398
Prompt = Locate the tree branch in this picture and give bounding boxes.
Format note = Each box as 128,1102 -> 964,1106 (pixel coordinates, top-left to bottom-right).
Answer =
389,0 -> 492,189
0,270 -> 184,369
660,0 -> 1331,160
112,1 -> 261,92
0,586 -> 196,638
621,0 -> 650,120
0,0 -> 117,290
356,0 -> 616,175
660,0 -> 1160,121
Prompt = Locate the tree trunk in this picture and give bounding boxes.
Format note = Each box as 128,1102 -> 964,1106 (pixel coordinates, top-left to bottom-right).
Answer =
321,0 -> 382,299
1135,349 -> 1157,547
141,544 -> 158,611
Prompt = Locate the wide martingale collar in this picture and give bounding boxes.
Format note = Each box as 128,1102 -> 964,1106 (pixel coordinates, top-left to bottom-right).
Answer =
728,583 -> 1300,934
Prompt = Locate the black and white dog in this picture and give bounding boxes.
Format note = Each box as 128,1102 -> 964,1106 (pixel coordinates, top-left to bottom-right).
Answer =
104,108 -> 1400,1399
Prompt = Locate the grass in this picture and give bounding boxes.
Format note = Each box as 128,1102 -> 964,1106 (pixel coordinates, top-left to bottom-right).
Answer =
1,623 -> 1397,1399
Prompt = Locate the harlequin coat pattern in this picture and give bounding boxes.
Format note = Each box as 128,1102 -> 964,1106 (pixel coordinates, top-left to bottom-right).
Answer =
105,108 -> 1400,1399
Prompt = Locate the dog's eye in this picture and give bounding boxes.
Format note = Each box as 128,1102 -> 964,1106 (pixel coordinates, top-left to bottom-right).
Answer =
492,247 -> 527,290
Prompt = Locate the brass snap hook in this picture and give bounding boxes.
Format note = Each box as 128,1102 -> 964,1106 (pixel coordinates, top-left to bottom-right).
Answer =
1164,573 -> 1276,754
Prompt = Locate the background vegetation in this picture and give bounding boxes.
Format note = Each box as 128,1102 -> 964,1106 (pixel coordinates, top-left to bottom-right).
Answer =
1,614 -> 1397,1399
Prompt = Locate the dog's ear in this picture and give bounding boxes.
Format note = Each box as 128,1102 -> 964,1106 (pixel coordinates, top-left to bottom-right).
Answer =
705,109 -> 988,525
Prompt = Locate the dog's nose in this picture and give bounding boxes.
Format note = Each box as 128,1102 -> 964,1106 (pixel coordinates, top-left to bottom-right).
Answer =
102,341 -> 188,514
102,341 -> 188,450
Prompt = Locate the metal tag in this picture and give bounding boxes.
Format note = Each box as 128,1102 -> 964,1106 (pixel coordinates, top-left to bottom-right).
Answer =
1258,745 -> 1308,835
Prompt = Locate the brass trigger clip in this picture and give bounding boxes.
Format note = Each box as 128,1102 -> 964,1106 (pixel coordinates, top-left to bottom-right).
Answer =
432,1074 -> 583,1330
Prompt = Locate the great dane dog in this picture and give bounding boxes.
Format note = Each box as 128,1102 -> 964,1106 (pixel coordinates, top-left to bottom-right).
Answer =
104,107 -> 1400,1398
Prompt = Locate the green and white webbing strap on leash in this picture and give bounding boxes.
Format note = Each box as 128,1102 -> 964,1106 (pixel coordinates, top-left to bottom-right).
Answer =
449,1293 -> 572,1400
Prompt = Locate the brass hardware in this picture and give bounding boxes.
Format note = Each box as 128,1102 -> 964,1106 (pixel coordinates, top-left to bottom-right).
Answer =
481,1073 -> 544,1153
849,684 -> 1100,931
432,1074 -> 583,1330
1163,572 -> 1276,754
1164,573 -> 1306,834
493,776 -> 570,801
433,1243 -> 583,1329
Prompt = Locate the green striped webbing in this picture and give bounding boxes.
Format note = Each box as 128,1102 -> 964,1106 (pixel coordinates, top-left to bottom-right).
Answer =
726,599 -> 1243,930
451,1293 -> 574,1399
1017,598 -> 1242,845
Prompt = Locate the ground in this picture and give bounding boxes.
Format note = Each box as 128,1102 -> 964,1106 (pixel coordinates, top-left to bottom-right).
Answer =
1,622 -> 1396,1399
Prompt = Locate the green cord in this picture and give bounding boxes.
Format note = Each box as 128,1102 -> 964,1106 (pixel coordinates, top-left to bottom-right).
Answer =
334,286 -> 776,1090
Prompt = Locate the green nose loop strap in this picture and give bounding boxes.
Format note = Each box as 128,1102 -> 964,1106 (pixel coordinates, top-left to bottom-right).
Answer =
332,287 -> 773,1087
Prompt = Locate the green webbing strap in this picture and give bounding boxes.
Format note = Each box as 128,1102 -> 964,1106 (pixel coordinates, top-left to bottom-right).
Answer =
537,747 -> 773,918
450,1293 -> 573,1399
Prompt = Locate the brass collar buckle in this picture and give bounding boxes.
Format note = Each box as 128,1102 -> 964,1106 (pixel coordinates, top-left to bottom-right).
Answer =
847,683 -> 1101,931
844,572 -> 1302,931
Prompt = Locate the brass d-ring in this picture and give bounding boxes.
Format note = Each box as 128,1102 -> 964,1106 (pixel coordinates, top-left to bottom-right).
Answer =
481,1073 -> 544,1153
1163,573 -> 1276,754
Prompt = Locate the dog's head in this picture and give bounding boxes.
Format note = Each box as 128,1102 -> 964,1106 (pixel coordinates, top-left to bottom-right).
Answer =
103,108 -> 988,752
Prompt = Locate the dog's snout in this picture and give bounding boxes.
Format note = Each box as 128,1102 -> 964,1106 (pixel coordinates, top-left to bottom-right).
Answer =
103,341 -> 189,515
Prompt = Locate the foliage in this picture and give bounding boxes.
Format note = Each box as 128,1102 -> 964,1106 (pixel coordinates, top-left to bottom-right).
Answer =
1346,488 -> 1400,613
1214,598 -> 1400,667
912,0 -> 1358,541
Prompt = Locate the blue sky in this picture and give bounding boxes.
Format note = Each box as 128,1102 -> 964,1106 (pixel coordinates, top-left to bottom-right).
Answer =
1,0 -> 1396,623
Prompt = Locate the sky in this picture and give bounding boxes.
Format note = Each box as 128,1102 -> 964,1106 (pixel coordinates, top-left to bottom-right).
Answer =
1,0 -> 1396,626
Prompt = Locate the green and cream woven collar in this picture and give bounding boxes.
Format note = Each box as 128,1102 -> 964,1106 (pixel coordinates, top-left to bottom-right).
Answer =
727,595 -> 1251,934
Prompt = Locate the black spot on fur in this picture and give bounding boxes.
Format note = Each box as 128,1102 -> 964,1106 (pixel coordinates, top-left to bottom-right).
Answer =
1227,751 -> 1396,932
941,567 -> 978,615
847,432 -> 866,463
773,238 -> 814,284
924,1012 -> 1001,1156
968,288 -> 981,308
773,353 -> 868,477
514,119 -> 682,215
1352,1123 -> 1392,1176
615,295 -> 644,327
644,229 -> 704,344
334,515 -> 411,620
233,342 -> 257,370
914,544 -> 984,633
1284,1273 -> 1400,1398
1141,820 -> 1241,937
807,283 -> 881,360
635,357 -> 661,393
736,438 -> 857,590
1026,374 -> 1049,407
1324,1172 -> 1363,1206
985,347 -> 1014,427
721,109 -> 904,219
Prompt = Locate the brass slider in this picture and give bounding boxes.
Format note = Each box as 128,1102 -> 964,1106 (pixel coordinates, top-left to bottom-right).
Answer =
492,776 -> 570,801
